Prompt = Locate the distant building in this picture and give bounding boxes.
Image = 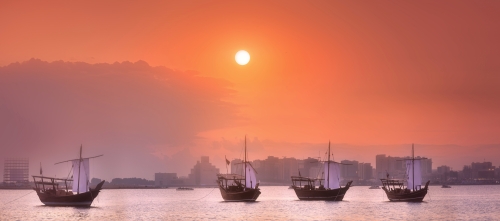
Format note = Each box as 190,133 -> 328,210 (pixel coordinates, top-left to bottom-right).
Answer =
155,173 -> 180,187
187,156 -> 220,186
300,157 -> 321,179
376,154 -> 432,180
3,158 -> 29,186
230,159 -> 243,175
341,160 -> 359,180
358,163 -> 373,180
437,165 -> 451,174
471,162 -> 495,179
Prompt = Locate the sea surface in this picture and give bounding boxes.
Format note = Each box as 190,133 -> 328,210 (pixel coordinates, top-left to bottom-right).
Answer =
1,185 -> 499,220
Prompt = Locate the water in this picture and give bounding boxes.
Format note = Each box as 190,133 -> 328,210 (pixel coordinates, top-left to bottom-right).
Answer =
1,186 -> 500,220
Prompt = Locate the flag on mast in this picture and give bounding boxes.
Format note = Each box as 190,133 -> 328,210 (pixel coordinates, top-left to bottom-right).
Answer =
225,156 -> 230,165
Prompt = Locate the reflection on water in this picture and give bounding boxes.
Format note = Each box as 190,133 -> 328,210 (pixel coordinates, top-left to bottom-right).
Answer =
1,186 -> 500,220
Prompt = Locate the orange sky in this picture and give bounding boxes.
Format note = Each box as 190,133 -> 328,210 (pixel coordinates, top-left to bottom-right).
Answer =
1,1 -> 499,179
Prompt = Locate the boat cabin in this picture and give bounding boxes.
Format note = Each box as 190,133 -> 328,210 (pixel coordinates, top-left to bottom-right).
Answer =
291,176 -> 326,190
32,175 -> 74,196
217,173 -> 259,191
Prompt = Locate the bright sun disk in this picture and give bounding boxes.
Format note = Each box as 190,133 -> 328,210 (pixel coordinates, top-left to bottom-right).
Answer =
235,50 -> 250,65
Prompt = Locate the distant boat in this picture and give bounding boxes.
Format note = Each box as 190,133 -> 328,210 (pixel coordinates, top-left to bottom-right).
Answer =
288,185 -> 294,189
380,144 -> 430,202
369,186 -> 380,189
176,187 -> 194,191
216,136 -> 261,202
290,141 -> 353,201
441,184 -> 451,188
32,145 -> 105,207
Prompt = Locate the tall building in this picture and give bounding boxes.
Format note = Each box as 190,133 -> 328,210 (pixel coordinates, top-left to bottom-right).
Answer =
471,162 -> 495,179
3,158 -> 29,185
230,159 -> 243,175
301,157 -> 321,179
341,160 -> 359,180
187,156 -> 220,186
358,163 -> 373,180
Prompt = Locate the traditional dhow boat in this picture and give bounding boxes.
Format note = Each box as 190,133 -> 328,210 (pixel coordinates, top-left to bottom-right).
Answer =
291,141 -> 353,201
216,136 -> 261,202
33,145 -> 104,207
380,144 -> 430,202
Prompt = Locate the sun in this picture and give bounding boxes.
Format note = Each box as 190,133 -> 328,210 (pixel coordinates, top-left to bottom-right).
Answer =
235,50 -> 250,65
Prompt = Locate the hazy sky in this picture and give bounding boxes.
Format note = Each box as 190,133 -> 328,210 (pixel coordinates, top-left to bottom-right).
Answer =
1,1 -> 499,180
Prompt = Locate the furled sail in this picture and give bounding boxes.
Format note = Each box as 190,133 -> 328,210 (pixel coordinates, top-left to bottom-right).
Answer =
406,160 -> 422,191
324,162 -> 341,189
245,163 -> 257,189
72,159 -> 90,193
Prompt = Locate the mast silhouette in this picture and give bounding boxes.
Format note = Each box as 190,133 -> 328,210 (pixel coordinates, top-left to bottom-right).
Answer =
327,141 -> 330,189
244,135 -> 247,189
412,143 -> 414,191
77,145 -> 82,194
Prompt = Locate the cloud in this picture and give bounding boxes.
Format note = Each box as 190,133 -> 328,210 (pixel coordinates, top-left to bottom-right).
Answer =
0,59 -> 241,179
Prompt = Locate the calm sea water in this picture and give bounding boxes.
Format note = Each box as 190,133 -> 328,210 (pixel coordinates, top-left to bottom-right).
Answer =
1,185 -> 499,220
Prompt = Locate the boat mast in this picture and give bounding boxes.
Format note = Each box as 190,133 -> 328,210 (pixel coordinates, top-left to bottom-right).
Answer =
327,141 -> 330,189
244,135 -> 247,189
77,144 -> 82,194
412,143 -> 414,191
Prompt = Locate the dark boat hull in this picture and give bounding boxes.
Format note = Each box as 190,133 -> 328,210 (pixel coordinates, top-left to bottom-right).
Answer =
35,181 -> 105,207
293,181 -> 352,201
218,186 -> 261,202
382,187 -> 428,202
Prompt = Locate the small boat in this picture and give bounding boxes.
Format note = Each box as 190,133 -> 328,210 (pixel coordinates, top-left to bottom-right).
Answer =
288,185 -> 294,189
441,184 -> 451,188
216,136 -> 261,202
33,145 -> 104,207
176,187 -> 194,191
380,144 -> 430,202
290,141 -> 353,201
369,186 -> 380,189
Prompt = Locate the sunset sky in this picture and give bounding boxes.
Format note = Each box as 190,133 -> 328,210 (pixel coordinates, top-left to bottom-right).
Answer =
1,1 -> 499,180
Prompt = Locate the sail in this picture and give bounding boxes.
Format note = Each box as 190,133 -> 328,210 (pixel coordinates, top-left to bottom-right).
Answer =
72,159 -> 90,193
406,160 -> 422,190
324,162 -> 341,189
245,163 -> 257,189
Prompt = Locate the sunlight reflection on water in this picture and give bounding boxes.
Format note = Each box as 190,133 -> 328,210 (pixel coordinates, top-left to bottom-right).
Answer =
1,186 -> 500,220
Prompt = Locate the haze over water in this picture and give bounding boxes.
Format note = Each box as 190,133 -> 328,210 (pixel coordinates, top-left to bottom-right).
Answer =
2,186 -> 499,220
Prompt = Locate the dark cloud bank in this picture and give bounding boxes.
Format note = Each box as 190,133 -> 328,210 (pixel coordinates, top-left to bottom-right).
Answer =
0,59 -> 240,179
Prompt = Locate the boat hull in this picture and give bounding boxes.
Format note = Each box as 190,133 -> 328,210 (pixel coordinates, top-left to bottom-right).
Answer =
382,187 -> 428,202
293,181 -> 352,201
218,186 -> 261,202
35,181 -> 105,207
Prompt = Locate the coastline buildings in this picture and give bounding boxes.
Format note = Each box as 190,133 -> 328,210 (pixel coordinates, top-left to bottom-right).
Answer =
155,173 -> 183,187
2,158 -> 29,186
375,154 -> 432,180
187,156 -> 219,186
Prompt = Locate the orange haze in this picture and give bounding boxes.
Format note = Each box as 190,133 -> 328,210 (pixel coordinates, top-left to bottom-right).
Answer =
1,1 -> 499,179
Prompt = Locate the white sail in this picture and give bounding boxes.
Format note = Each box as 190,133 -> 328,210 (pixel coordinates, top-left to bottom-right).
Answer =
406,159 -> 422,190
324,162 -> 340,189
72,159 -> 90,193
245,163 -> 257,189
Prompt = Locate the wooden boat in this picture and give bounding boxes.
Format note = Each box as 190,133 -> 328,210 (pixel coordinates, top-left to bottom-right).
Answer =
290,141 -> 352,201
32,145 -> 104,207
441,184 -> 451,188
216,136 -> 261,202
369,186 -> 380,189
380,144 -> 430,202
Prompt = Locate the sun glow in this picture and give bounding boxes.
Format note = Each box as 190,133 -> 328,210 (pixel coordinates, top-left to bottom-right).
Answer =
235,50 -> 250,65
